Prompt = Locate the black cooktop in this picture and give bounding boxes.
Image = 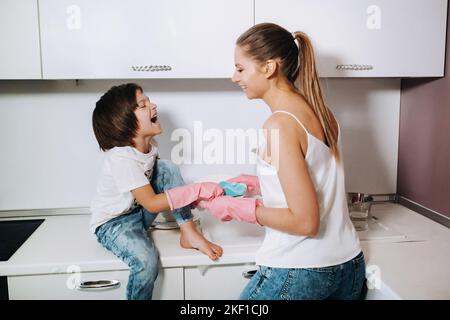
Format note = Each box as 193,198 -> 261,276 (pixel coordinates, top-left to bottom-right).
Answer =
0,219 -> 44,261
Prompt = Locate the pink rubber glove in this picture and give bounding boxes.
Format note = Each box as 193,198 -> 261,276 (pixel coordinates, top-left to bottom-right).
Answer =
227,174 -> 261,196
197,196 -> 263,226
165,182 -> 224,211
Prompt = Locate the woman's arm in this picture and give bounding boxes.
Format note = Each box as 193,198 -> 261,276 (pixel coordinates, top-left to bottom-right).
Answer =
255,116 -> 320,236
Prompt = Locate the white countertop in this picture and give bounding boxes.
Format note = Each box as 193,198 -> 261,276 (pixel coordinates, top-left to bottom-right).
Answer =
359,204 -> 450,299
1,203 -> 449,299
0,209 -> 262,276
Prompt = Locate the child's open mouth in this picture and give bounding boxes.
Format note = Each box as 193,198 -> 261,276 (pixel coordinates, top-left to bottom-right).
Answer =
151,115 -> 158,123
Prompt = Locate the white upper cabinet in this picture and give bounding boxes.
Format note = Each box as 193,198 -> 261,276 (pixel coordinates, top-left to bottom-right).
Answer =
0,0 -> 42,79
39,0 -> 253,79
255,0 -> 448,77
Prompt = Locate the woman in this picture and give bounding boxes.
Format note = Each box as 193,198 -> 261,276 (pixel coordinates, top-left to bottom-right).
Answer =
198,23 -> 366,300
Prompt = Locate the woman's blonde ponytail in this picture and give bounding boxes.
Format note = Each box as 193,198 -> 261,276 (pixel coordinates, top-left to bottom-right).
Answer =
293,31 -> 340,162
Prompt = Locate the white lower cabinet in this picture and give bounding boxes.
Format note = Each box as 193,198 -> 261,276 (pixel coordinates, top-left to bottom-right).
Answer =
153,267 -> 184,300
8,270 -> 129,300
8,264 -> 256,299
365,281 -> 401,300
184,264 -> 256,300
8,267 -> 183,300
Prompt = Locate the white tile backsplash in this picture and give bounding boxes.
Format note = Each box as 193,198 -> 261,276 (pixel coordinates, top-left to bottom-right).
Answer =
0,78 -> 399,210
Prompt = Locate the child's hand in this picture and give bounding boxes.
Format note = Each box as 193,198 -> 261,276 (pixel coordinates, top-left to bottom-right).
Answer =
165,182 -> 224,211
194,182 -> 224,200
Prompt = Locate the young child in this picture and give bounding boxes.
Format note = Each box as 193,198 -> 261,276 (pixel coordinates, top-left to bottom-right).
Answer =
90,83 -> 223,300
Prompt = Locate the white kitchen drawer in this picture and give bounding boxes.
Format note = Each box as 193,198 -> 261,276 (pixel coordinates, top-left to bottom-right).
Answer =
8,269 -> 129,300
8,267 -> 183,300
184,263 -> 256,300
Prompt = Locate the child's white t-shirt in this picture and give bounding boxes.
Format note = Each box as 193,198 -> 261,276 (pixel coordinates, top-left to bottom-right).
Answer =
90,142 -> 159,233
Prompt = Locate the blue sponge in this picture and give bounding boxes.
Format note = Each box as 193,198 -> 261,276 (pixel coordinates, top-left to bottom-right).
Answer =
219,181 -> 247,197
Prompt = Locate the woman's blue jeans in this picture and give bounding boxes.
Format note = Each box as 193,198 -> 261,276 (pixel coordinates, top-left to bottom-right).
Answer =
95,160 -> 192,300
240,251 -> 367,300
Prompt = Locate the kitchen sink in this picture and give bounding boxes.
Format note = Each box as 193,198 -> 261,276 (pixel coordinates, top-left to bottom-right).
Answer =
193,174 -> 265,247
195,209 -> 264,247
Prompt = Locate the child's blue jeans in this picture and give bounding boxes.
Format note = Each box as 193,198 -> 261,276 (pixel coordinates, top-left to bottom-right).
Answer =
95,160 -> 193,300
240,251 -> 366,300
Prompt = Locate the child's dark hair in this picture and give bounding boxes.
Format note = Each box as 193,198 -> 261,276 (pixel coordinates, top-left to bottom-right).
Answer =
92,83 -> 143,151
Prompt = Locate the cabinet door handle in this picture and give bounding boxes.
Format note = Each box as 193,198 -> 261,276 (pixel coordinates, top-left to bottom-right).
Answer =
242,270 -> 257,279
131,65 -> 172,72
336,64 -> 373,71
76,279 -> 120,290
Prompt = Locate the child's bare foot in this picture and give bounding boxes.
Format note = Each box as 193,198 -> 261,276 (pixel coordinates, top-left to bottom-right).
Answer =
179,221 -> 223,261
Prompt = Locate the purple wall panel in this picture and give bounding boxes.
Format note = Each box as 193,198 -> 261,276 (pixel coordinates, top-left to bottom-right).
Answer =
398,7 -> 450,217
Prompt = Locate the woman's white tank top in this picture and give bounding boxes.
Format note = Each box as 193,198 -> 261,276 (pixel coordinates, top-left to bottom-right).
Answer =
255,110 -> 361,268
